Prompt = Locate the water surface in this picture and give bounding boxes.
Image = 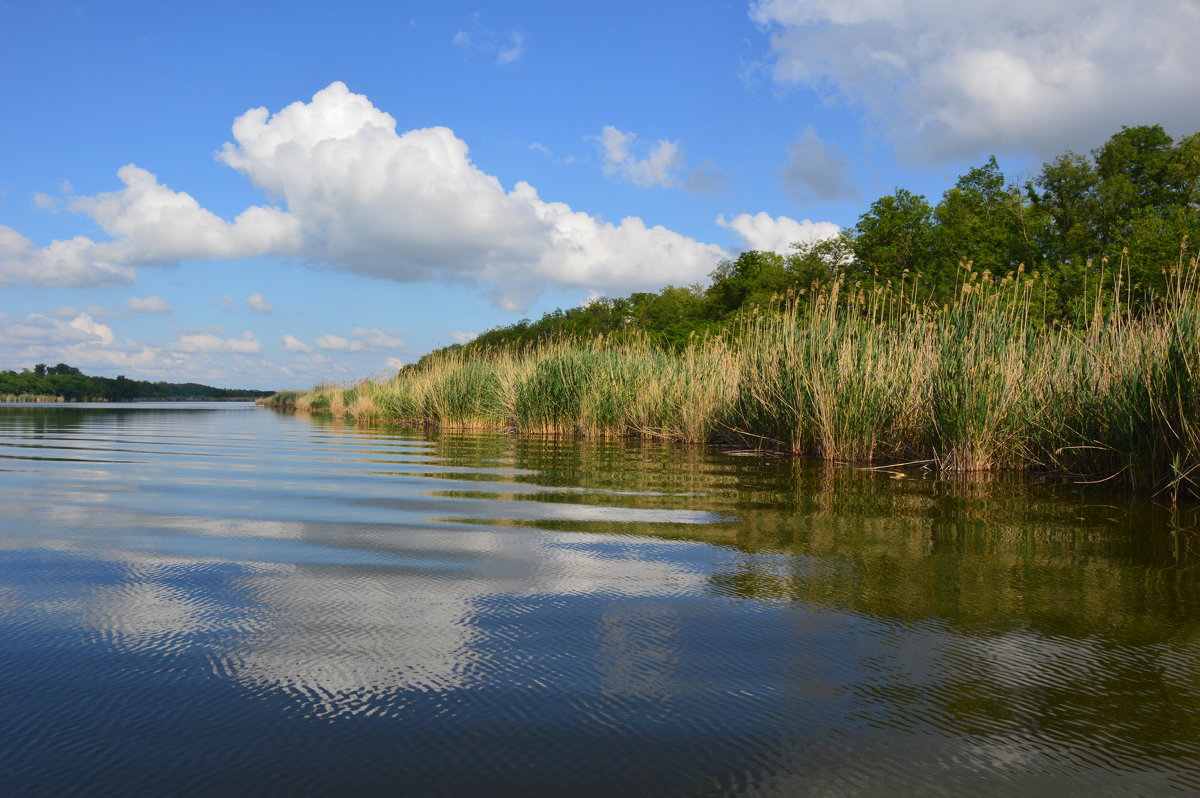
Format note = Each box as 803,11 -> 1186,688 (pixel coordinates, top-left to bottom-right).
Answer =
1,402 -> 1198,796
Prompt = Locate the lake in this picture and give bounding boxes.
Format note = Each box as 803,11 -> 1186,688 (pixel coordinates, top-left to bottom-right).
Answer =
1,402 -> 1198,796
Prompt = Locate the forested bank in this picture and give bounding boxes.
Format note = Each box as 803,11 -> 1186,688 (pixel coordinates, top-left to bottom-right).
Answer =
427,124 -> 1198,356
0,364 -> 274,402
264,124 -> 1200,499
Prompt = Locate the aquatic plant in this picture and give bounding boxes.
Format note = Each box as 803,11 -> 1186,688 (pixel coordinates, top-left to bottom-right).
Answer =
263,250 -> 1200,499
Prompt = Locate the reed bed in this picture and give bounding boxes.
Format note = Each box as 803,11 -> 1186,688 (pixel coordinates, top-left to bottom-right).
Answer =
264,254 -> 1200,499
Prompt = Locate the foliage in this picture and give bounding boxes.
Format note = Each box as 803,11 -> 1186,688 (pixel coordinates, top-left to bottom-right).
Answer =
0,364 -> 273,402
417,124 -> 1199,356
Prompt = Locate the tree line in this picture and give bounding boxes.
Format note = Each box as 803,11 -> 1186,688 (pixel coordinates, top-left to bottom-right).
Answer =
438,124 -> 1198,358
0,363 -> 274,401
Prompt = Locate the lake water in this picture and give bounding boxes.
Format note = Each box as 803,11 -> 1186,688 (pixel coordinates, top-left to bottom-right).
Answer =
1,402 -> 1198,796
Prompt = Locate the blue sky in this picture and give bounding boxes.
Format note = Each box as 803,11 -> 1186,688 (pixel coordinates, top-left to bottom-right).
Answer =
3,0 -> 1198,389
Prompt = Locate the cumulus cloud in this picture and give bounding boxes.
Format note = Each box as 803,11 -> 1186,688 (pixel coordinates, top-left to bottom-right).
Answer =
450,331 -> 479,344
0,312 -> 161,374
125,295 -> 172,314
171,331 -> 262,354
281,334 -> 312,353
782,126 -> 858,203
216,82 -> 726,305
314,335 -> 358,352
33,192 -> 59,212
245,292 -> 272,313
351,328 -> 404,349
0,225 -> 135,287
598,126 -> 683,188
751,0 -> 1200,160
0,162 -> 298,289
717,212 -> 840,254
68,313 -> 117,346
313,328 -> 403,353
2,83 -> 726,307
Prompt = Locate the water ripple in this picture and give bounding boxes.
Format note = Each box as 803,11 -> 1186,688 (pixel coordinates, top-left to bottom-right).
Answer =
1,404 -> 1199,796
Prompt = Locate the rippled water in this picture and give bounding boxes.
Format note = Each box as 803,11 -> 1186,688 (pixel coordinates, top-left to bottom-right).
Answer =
2,402 -> 1199,796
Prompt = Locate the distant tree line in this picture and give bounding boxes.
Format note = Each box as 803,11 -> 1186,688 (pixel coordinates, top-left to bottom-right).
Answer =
0,363 -> 274,401
431,124 -> 1198,361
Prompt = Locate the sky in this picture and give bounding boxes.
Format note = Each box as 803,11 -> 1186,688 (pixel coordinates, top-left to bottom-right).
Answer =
3,0 -> 1199,389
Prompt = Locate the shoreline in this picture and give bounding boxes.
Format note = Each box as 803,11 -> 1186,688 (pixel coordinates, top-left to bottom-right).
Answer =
260,274 -> 1200,501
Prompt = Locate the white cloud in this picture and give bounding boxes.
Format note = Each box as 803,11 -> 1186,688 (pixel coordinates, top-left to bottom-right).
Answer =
125,295 -> 172,314
245,292 -> 273,313
496,32 -> 524,65
598,126 -> 682,188
453,14 -> 524,65
217,82 -> 726,305
2,83 -> 726,308
450,331 -> 479,344
752,0 -> 1200,160
385,357 -> 405,370
717,212 -> 840,254
0,312 -> 160,374
33,192 -> 58,212
281,334 -> 312,353
313,328 -> 403,353
0,161 -> 298,289
68,313 -> 116,346
0,313 -> 102,347
351,328 -> 403,349
71,164 -> 303,263
171,331 -> 262,354
0,225 -> 135,288
782,126 -> 858,203
314,334 -> 359,352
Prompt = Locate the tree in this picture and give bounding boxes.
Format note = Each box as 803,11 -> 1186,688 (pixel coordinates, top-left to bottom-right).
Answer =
705,250 -> 791,318
1094,125 -> 1174,217
1029,152 -> 1102,268
785,232 -> 855,290
930,157 -> 1040,281
852,189 -> 934,288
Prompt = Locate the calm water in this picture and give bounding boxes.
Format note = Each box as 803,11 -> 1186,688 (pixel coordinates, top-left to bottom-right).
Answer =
2,402 -> 1199,796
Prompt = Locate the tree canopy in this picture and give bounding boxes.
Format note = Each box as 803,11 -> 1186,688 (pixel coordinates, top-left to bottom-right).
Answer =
416,124 -> 1199,367
0,365 -> 273,401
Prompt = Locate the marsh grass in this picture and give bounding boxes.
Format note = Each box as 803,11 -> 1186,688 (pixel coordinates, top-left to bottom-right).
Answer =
264,252 -> 1200,498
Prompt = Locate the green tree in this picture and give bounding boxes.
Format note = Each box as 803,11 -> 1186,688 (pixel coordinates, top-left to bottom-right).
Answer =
705,250 -> 791,318
852,189 -> 934,289
785,232 -> 855,290
1094,125 -> 1174,218
930,157 -> 1040,281
1029,152 -> 1103,269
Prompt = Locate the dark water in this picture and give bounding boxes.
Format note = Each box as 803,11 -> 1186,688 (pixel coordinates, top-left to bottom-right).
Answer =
2,403 -> 1199,797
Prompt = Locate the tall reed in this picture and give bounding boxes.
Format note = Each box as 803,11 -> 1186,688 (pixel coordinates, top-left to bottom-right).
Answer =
263,252 -> 1200,499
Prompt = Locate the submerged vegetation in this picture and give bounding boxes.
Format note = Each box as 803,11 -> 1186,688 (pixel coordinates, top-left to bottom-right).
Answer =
265,125 -> 1200,499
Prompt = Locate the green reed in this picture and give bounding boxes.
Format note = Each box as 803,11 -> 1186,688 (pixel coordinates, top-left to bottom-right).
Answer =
263,252 -> 1200,499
